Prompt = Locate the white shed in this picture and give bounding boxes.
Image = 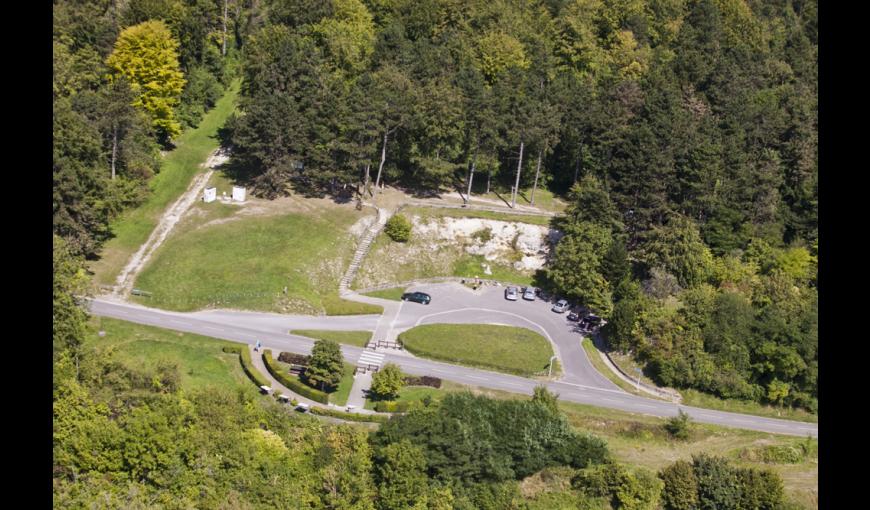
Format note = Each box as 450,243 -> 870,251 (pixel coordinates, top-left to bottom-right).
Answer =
203,187 -> 217,203
232,186 -> 246,202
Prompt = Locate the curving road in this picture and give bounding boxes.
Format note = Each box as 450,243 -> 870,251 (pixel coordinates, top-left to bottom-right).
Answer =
88,282 -> 818,438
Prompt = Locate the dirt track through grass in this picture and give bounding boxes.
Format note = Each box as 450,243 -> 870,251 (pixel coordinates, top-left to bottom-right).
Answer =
89,80 -> 240,286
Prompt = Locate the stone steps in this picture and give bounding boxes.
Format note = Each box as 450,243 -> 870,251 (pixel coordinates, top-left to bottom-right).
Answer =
339,207 -> 391,293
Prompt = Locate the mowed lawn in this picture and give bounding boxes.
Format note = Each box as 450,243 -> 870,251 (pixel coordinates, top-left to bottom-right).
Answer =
89,80 -> 241,287
87,317 -> 248,392
132,206 -> 382,315
399,324 -> 554,377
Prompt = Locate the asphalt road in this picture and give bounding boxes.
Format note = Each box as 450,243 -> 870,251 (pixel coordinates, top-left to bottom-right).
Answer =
88,285 -> 818,438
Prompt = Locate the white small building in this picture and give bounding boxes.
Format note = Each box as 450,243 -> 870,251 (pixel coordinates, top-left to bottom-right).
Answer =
232,186 -> 247,202
203,187 -> 217,203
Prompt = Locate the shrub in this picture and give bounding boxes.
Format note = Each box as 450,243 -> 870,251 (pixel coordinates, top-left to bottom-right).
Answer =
385,214 -> 412,242
222,345 -> 270,388
471,227 -> 493,243
278,352 -> 310,366
310,406 -> 389,423
373,400 -> 423,413
402,375 -> 442,388
664,410 -> 692,440
659,460 -> 699,510
261,349 -> 329,404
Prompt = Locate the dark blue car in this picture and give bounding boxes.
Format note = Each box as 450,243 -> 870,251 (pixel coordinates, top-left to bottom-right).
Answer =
402,292 -> 431,305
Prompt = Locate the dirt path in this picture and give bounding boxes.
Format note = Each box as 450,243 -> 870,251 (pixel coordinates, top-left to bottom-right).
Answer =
111,149 -> 229,298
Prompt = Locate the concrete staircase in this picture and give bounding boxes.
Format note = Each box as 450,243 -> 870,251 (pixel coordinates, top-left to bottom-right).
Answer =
339,207 -> 390,295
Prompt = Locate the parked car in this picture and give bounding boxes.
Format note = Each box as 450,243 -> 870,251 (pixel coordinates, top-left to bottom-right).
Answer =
522,287 -> 536,300
579,314 -> 602,332
567,311 -> 581,322
552,299 -> 570,313
505,286 -> 519,301
402,292 -> 431,305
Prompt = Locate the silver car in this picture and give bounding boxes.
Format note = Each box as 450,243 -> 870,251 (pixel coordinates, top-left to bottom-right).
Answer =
522,287 -> 536,301
551,299 -> 570,313
505,286 -> 519,301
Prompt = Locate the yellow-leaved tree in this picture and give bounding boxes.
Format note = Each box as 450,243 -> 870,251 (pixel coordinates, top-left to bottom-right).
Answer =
106,20 -> 185,143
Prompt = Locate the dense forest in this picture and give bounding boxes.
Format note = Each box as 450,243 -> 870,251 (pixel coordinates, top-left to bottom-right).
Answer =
53,0 -> 249,258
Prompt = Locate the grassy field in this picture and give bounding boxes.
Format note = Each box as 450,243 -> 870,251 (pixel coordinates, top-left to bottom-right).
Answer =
361,287 -> 407,300
89,80 -> 241,286
290,330 -> 373,347
363,384 -> 450,410
131,195 -> 382,315
87,317 -> 248,392
399,324 -> 555,377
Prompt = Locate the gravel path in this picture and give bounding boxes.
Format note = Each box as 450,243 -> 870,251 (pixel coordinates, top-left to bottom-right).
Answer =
112,149 -> 228,297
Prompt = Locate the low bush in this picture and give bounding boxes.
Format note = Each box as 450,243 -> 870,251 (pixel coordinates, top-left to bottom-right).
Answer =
739,438 -> 816,464
222,345 -> 270,388
664,410 -> 692,440
384,214 -> 412,242
278,352 -> 310,366
262,349 -> 329,404
310,406 -> 389,423
402,375 -> 442,388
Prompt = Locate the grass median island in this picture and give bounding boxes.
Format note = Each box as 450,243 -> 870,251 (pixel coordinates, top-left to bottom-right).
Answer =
361,287 -> 407,301
132,203 -> 381,315
89,80 -> 241,286
290,330 -> 373,347
399,324 -> 555,377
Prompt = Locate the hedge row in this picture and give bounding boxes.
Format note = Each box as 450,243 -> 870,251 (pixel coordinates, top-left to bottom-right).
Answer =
262,349 -> 329,404
222,345 -> 270,388
374,400 -> 417,413
402,375 -> 442,388
278,352 -> 310,366
310,406 -> 389,423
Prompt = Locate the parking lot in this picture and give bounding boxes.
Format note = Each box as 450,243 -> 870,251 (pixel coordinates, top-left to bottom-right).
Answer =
394,282 -> 617,389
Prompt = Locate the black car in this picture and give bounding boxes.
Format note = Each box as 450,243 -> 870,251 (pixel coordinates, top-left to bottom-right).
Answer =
402,292 -> 431,305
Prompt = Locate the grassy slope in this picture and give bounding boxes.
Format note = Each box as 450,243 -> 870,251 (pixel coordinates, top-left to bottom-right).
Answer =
600,341 -> 817,423
132,202 -> 382,315
88,317 -> 247,392
290,330 -> 373,348
89,80 -> 241,286
399,324 -> 554,377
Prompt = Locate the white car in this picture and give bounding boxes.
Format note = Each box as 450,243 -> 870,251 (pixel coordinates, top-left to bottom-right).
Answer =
522,287 -> 536,300
505,286 -> 519,301
551,299 -> 570,313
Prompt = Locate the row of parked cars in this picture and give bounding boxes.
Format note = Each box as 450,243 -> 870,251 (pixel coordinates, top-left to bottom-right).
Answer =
507,288 -> 603,333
